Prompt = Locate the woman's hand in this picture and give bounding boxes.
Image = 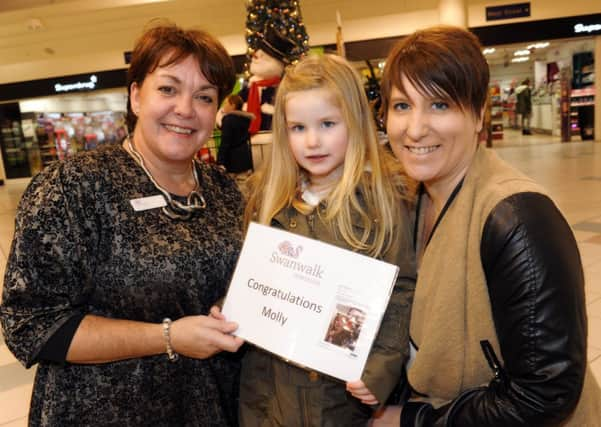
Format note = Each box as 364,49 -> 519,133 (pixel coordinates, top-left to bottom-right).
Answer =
170,311 -> 244,359
368,405 -> 402,426
346,380 -> 379,405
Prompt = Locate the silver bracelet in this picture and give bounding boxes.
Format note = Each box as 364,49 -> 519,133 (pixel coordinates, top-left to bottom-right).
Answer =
162,318 -> 179,362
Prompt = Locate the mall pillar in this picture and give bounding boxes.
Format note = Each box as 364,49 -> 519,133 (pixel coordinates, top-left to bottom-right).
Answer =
0,140 -> 5,184
439,0 -> 467,28
595,35 -> 601,143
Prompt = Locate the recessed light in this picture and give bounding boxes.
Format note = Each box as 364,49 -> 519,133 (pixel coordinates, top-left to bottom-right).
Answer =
26,18 -> 45,31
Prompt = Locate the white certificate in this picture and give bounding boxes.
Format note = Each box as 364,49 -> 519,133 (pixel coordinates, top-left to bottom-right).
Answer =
222,222 -> 399,381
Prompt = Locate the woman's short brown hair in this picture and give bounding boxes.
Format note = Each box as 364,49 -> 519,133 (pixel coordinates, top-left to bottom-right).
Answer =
380,26 -> 489,120
126,21 -> 235,132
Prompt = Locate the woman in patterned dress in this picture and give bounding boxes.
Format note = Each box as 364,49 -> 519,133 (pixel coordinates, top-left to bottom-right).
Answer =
1,23 -> 244,426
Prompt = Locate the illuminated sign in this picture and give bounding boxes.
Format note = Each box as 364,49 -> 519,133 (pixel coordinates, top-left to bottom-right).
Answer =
54,75 -> 98,93
574,23 -> 601,34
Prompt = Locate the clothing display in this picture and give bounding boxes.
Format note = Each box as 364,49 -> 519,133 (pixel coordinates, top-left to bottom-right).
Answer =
0,144 -> 244,426
239,198 -> 416,427
403,147 -> 601,426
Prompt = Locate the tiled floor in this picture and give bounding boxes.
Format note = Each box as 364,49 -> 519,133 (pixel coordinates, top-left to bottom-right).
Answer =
1,130 -> 601,424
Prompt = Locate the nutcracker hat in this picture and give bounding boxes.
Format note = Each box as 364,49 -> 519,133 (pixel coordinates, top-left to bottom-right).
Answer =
257,25 -> 297,65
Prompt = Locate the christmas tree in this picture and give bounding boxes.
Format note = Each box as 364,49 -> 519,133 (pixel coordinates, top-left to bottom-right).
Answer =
245,0 -> 310,69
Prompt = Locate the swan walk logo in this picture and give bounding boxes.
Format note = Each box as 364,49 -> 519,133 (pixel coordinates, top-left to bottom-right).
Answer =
278,241 -> 302,258
271,240 -> 324,279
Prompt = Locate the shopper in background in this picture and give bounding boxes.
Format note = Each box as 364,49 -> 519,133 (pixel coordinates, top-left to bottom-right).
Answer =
238,54 -> 416,426
370,25 -> 601,426
1,23 -> 244,426
516,77 -> 532,135
217,93 -> 254,175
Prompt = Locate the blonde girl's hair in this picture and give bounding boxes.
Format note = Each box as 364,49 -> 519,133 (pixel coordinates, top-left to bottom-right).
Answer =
245,54 -> 407,258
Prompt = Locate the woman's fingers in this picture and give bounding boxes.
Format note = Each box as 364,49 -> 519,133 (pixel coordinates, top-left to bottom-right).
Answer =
170,315 -> 243,359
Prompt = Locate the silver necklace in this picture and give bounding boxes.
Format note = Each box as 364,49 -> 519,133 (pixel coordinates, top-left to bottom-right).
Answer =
126,136 -> 206,220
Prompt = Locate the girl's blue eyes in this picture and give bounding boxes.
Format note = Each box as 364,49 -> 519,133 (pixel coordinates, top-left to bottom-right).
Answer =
288,121 -> 337,132
393,102 -> 410,111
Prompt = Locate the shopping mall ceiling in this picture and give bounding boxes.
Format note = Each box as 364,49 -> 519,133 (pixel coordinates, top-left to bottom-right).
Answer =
1,0 -> 599,85
0,0 -> 466,69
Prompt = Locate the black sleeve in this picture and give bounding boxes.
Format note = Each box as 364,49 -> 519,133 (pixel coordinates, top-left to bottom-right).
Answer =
401,192 -> 586,426
0,163 -> 96,368
37,313 -> 85,363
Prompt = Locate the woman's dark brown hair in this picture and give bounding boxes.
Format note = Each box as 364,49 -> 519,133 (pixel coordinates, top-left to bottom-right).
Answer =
380,25 -> 489,121
126,22 -> 235,133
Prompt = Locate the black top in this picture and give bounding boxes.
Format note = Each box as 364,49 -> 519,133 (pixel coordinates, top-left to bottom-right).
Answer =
1,144 -> 245,426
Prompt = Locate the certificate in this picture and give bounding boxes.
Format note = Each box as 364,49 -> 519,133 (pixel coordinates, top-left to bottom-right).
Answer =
222,222 -> 399,381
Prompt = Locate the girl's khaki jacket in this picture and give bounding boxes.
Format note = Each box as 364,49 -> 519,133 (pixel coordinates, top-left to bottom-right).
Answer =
239,199 -> 416,427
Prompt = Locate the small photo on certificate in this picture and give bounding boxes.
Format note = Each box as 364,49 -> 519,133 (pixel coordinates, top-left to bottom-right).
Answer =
323,303 -> 366,355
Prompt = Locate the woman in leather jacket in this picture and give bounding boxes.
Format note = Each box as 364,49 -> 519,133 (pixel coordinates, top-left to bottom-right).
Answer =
365,26 -> 601,426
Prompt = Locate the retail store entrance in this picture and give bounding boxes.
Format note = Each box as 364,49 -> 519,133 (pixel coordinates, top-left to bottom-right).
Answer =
0,69 -> 127,179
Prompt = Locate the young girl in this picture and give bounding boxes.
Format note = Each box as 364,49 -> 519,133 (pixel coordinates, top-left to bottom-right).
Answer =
239,54 -> 416,426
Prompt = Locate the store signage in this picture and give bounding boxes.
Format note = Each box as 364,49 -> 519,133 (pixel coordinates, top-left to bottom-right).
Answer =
486,3 -> 530,21
0,69 -> 126,103
574,23 -> 601,34
473,13 -> 601,46
54,75 -> 98,93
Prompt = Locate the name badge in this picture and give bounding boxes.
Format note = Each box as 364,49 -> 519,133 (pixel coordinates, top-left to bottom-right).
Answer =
130,195 -> 167,211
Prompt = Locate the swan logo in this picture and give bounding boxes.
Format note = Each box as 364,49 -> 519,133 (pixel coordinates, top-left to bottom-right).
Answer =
278,241 -> 302,258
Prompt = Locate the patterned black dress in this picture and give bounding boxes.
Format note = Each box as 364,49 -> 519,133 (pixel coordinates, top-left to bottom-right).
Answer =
0,144 -> 244,426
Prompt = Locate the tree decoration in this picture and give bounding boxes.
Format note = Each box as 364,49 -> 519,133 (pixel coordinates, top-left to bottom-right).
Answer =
245,0 -> 310,71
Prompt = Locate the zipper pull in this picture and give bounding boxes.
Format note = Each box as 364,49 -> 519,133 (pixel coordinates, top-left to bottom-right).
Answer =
479,340 -> 505,381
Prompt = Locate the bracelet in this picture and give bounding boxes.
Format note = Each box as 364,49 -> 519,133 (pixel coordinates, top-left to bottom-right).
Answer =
162,318 -> 179,362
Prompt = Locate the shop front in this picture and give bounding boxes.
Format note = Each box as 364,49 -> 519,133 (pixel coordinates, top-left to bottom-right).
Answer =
473,13 -> 601,142
331,13 -> 600,144
0,69 -> 127,180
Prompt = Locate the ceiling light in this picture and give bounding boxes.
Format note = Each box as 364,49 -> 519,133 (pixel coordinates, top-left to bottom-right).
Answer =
26,18 -> 44,31
483,48 -> 496,55
511,57 -> 529,63
527,42 -> 550,49
514,49 -> 530,56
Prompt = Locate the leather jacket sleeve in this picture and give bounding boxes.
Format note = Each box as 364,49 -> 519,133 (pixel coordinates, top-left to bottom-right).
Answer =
401,192 -> 587,426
